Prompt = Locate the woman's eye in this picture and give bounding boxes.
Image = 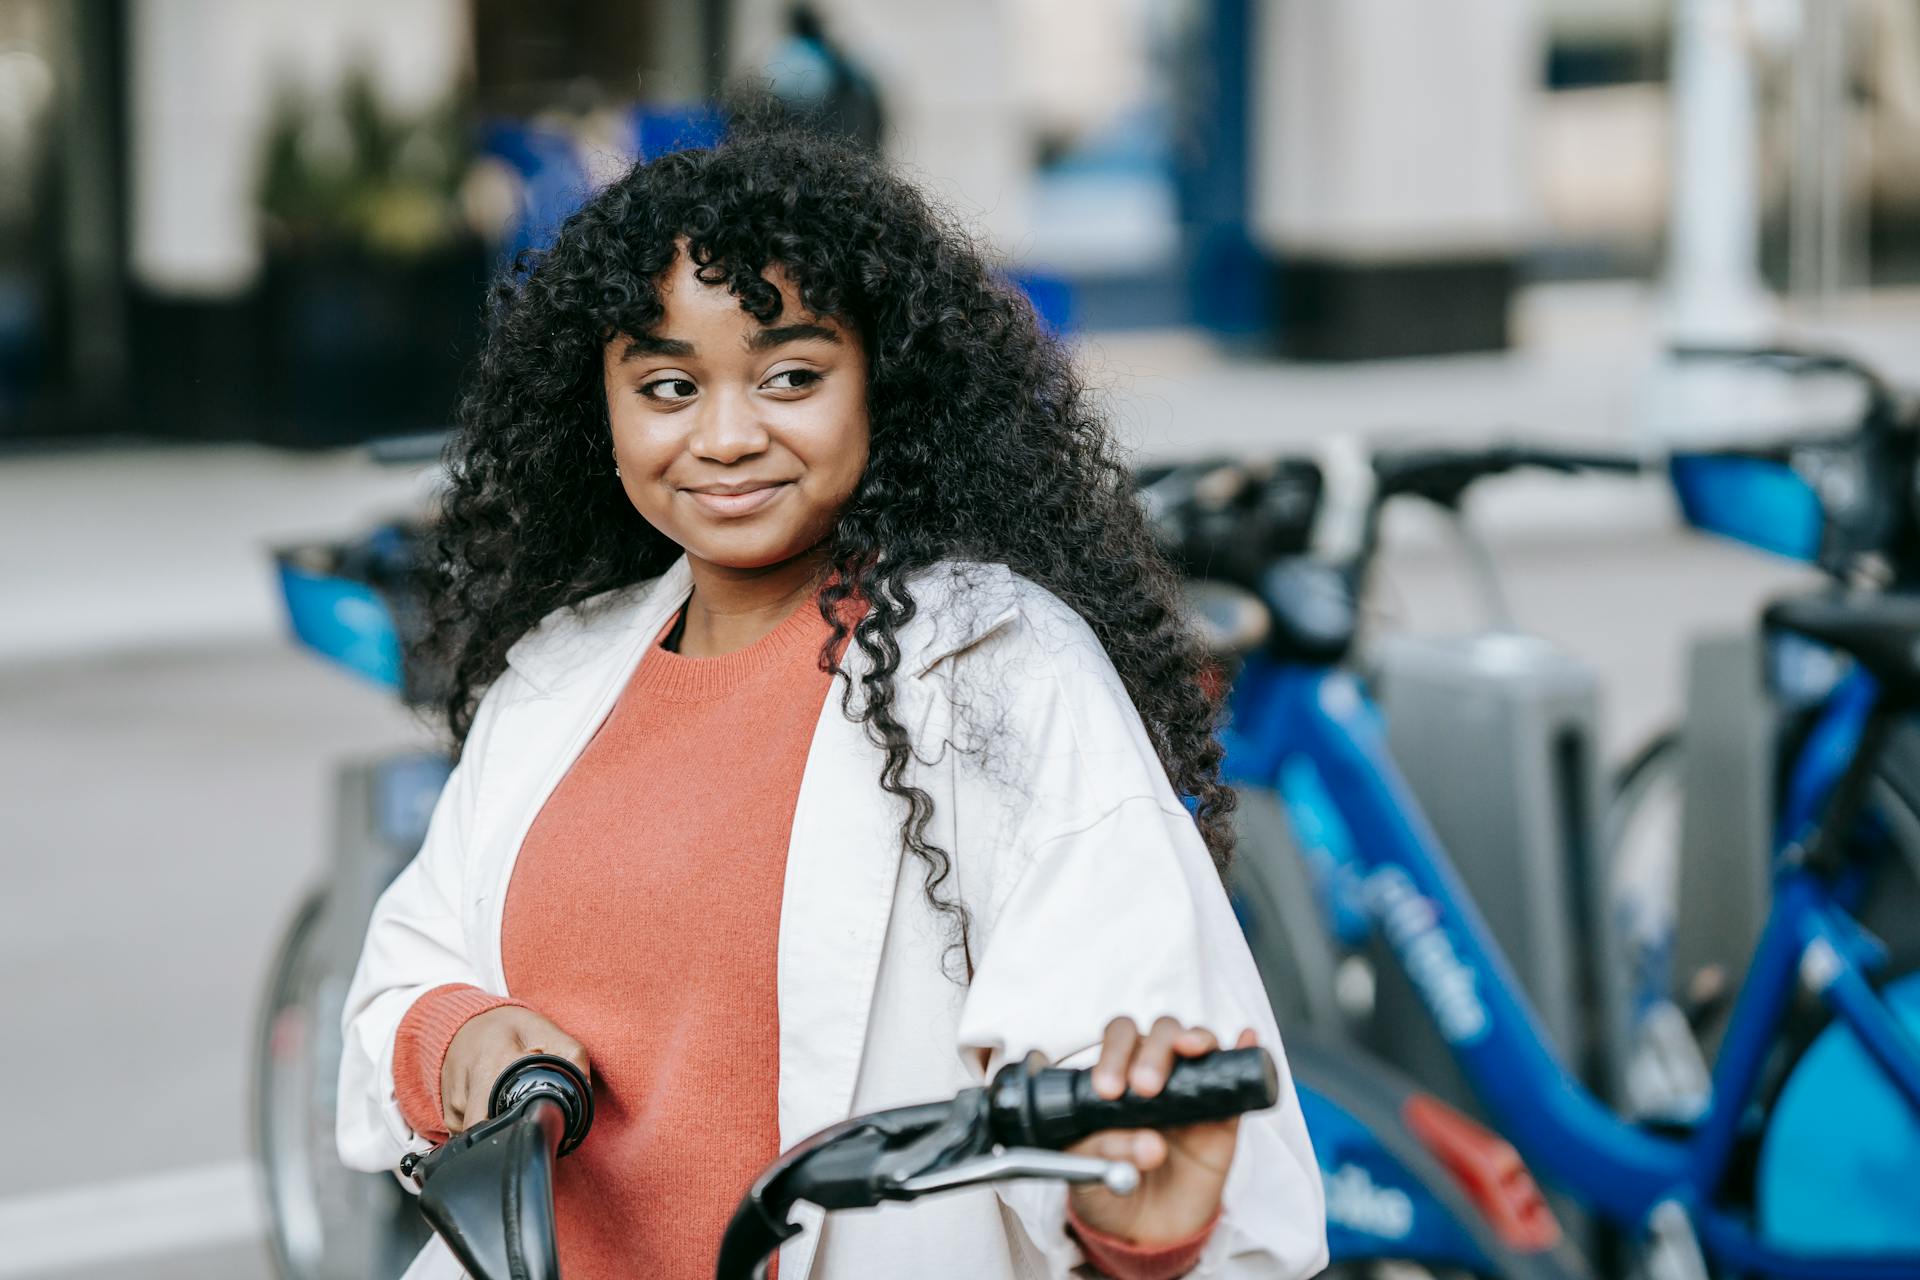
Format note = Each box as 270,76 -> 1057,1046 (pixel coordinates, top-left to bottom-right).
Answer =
765,369 -> 822,392
640,377 -> 697,402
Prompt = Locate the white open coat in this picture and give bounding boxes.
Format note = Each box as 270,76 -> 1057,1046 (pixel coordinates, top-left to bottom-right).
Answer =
337,556 -> 1327,1279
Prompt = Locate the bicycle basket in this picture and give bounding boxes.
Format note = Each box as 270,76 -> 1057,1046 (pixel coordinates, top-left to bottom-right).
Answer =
273,521 -> 445,706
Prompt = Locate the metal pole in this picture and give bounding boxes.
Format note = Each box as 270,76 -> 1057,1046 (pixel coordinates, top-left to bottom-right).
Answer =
1663,0 -> 1774,342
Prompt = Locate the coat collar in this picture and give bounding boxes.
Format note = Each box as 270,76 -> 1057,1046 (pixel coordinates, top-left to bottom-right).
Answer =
503,555 -> 1022,694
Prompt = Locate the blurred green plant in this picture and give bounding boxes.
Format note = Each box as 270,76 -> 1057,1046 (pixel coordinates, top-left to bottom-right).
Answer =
257,65 -> 477,258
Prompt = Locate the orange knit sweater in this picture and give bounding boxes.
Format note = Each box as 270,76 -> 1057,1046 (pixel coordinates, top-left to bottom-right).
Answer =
392,593 -> 1211,1279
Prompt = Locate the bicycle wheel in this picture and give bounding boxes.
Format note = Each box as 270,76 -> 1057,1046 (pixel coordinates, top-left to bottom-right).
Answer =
252,889 -> 429,1279
1608,724 -> 1920,999
1602,732 -> 1686,1028
1290,1040 -> 1593,1280
1229,787 -> 1350,1037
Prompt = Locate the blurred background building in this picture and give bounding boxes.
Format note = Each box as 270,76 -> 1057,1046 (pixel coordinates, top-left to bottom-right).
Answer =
5,0 -> 1919,445
5,3 -> 1920,1278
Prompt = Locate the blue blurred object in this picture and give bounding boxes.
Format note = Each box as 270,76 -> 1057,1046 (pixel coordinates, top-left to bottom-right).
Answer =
275,554 -> 403,693
1175,0 -> 1265,336
1669,452 -> 1824,562
373,754 -> 456,849
480,106 -> 727,260
1006,270 -> 1075,334
478,120 -> 591,260
628,104 -> 725,162
1758,973 -> 1920,1253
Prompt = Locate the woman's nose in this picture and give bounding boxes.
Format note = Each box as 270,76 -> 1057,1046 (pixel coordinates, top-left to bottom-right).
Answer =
688,395 -> 771,463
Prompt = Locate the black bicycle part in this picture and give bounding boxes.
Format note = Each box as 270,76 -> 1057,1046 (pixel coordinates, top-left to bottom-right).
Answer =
1370,443 -> 1643,514
1288,1038 -> 1593,1280
988,1045 -> 1278,1149
1319,441 -> 1641,664
1669,343 -> 1920,584
1766,592 -> 1920,707
717,1046 -> 1279,1280
1669,343 -> 1901,429
487,1053 -> 595,1156
1136,455 -> 1325,589
409,1053 -> 594,1280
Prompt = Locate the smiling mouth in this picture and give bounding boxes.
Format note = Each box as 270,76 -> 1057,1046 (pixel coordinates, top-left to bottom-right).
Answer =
682,482 -> 792,518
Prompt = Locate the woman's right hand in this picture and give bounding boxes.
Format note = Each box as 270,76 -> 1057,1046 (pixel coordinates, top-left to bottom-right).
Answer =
440,1005 -> 592,1135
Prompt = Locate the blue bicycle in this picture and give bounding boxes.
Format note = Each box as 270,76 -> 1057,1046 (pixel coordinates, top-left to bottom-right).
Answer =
1152,357 -> 1920,1277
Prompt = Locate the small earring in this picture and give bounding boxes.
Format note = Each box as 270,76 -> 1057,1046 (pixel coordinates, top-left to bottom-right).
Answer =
613,465 -> 622,477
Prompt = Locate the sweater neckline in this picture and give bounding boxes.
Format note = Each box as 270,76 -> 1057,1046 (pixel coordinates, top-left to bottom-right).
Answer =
632,593 -> 833,702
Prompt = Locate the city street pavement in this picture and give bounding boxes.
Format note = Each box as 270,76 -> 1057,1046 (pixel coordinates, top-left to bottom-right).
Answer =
0,281 -> 1871,1275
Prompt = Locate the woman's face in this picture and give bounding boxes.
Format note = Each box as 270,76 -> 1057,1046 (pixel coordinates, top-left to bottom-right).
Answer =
603,252 -> 869,577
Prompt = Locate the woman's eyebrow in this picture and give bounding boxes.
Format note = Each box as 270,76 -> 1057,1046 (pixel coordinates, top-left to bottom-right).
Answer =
749,323 -> 841,351
621,334 -> 695,360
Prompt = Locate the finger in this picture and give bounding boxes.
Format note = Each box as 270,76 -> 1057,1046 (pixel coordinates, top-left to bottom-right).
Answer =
1173,1025 -> 1219,1058
1130,1016 -> 1186,1096
519,1018 -> 593,1083
1130,1129 -> 1169,1171
1069,1129 -> 1138,1164
1070,1128 -> 1164,1170
1093,1017 -> 1140,1099
450,1065 -> 480,1132
555,1036 -> 592,1083
1236,1028 -> 1258,1049
443,1076 -> 466,1134
473,1054 -> 515,1120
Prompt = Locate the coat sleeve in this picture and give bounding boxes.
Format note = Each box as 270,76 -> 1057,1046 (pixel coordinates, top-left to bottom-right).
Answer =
335,672 -> 517,1178
956,795 -> 1329,1279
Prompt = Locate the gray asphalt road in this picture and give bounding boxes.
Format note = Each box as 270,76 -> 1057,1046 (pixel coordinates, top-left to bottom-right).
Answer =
1,643 -> 429,1277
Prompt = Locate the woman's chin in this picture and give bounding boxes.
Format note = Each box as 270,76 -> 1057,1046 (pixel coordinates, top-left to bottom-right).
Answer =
680,534 -> 824,576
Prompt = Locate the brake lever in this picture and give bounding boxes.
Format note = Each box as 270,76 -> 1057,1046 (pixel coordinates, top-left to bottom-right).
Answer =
895,1148 -> 1140,1198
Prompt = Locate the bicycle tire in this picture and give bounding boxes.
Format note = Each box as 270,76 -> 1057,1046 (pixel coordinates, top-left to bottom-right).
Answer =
252,888 -> 429,1279
1607,724 -> 1920,1003
253,889 -> 331,1280
1229,787 -> 1350,1037
1290,1039 -> 1593,1280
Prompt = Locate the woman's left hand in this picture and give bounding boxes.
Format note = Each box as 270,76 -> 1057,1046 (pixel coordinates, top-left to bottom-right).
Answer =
1064,1016 -> 1257,1246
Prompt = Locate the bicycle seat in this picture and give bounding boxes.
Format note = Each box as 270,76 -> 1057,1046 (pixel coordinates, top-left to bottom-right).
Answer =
1765,591 -> 1920,704
1257,558 -> 1357,664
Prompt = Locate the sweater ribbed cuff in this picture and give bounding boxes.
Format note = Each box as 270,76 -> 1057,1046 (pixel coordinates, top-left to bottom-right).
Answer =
392,983 -> 528,1141
1067,1205 -> 1220,1280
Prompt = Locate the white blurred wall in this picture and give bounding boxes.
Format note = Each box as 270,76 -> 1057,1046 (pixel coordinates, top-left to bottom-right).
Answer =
728,0 -> 1037,253
128,0 -> 470,296
1252,0 -> 1541,261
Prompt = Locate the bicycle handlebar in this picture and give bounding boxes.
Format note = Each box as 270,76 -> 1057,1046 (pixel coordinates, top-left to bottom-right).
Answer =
989,1045 -> 1278,1149
408,1044 -> 1278,1280
720,1045 -> 1277,1279
1670,342 -> 1901,428
404,1055 -> 592,1280
1368,442 -> 1644,512
1347,443 -> 1645,595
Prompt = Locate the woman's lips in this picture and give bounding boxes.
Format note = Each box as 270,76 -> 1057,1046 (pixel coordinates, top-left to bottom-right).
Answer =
684,482 -> 791,518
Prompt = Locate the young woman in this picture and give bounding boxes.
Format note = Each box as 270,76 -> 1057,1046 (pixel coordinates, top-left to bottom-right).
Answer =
336,116 -> 1326,1280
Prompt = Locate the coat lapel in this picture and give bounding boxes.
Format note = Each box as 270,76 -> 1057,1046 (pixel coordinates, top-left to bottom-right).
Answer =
772,561 -> 1020,1280
775,560 -> 1021,1149
776,645 -> 909,1147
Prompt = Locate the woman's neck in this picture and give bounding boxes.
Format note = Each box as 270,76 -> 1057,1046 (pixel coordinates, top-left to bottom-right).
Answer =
677,552 -> 824,657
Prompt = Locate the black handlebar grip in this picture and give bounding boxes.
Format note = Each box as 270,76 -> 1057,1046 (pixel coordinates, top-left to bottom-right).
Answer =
987,1046 -> 1279,1151
488,1053 -> 595,1157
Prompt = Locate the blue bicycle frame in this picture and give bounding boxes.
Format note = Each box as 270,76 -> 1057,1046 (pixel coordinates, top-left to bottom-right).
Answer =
1223,653 -> 1920,1279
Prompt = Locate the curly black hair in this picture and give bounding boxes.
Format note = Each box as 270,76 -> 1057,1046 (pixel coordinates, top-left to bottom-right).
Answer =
421,112 -> 1234,969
